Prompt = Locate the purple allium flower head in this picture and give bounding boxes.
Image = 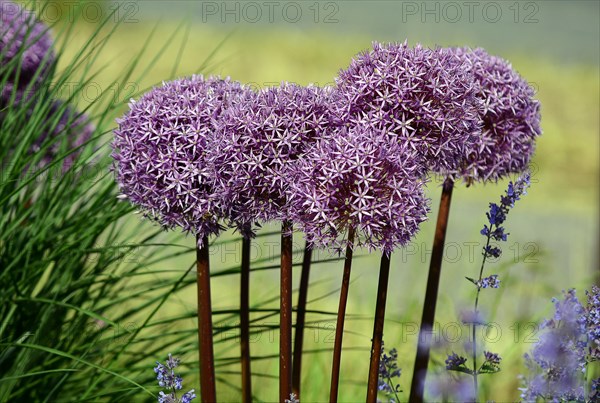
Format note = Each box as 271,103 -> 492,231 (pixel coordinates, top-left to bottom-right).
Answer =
112,75 -> 253,245
451,47 -> 541,183
1,0 -> 54,103
334,41 -> 481,175
289,125 -> 429,255
520,289 -> 588,401
210,82 -> 335,233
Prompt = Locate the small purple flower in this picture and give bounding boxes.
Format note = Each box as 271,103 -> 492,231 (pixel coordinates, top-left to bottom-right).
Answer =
378,343 -> 402,400
480,171 -> 530,259
154,354 -> 196,403
1,0 -> 55,103
334,41 -> 482,175
445,352 -> 468,371
483,245 -> 501,258
289,125 -> 429,255
477,275 -> 500,289
210,82 -> 335,232
451,47 -> 541,183
520,289 -> 590,401
483,351 -> 501,368
112,75 -> 253,245
180,390 -> 196,403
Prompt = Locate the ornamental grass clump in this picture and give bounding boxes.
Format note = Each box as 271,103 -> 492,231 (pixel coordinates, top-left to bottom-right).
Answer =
0,0 -> 54,104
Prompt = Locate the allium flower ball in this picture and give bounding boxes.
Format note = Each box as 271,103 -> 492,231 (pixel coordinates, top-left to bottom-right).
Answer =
210,83 -> 335,230
289,126 -> 429,255
1,0 -> 55,103
334,41 -> 481,174
112,75 -> 254,243
451,47 -> 541,182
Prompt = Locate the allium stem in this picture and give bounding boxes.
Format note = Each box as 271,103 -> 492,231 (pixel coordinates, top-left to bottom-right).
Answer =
329,227 -> 356,403
280,220 -> 294,402
292,242 -> 313,397
409,178 -> 454,402
366,253 -> 392,402
196,235 -> 216,403
240,237 -> 252,403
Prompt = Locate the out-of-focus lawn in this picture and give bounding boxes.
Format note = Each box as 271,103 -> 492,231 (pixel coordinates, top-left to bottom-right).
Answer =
52,7 -> 598,401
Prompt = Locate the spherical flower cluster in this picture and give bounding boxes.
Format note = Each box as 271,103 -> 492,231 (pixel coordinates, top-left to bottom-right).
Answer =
1,0 -> 54,104
451,47 -> 541,182
209,83 -> 335,230
334,41 -> 482,175
289,126 -> 429,255
112,75 -> 254,244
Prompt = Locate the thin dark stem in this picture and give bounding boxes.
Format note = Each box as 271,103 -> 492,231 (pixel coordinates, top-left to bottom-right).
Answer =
329,227 -> 356,403
240,237 -> 252,403
409,178 -> 454,403
280,220 -> 293,402
472,223 -> 492,399
292,242 -> 313,398
196,235 -> 216,403
366,253 -> 392,403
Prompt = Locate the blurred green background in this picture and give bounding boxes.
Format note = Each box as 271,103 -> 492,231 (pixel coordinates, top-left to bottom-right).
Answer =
39,0 -> 600,401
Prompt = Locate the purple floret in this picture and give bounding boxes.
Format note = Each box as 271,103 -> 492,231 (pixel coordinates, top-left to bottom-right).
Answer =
289,125 -> 429,255
451,47 -> 541,183
112,75 -> 254,244
334,41 -> 482,175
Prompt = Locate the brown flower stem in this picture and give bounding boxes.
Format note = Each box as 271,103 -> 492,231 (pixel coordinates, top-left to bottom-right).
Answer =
196,235 -> 216,403
409,177 -> 454,403
366,253 -> 392,403
329,227 -> 356,403
292,242 -> 313,398
280,220 -> 294,402
240,237 -> 252,403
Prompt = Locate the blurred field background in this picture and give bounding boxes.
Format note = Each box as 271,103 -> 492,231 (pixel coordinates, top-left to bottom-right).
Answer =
26,0 -> 600,401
